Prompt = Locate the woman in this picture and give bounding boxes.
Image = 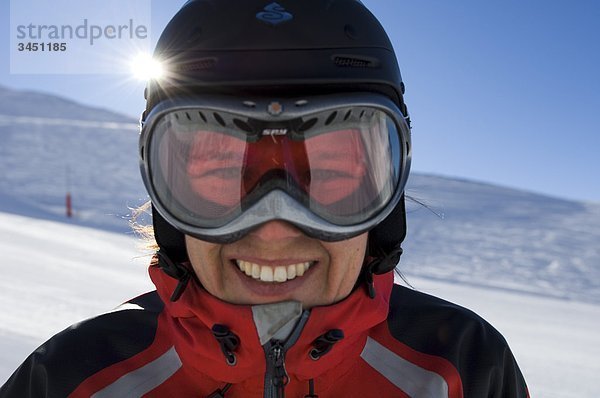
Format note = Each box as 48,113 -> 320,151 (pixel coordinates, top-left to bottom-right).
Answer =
1,1 -> 529,396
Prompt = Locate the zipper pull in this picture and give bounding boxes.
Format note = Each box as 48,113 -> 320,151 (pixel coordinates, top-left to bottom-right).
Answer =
263,311 -> 311,398
269,342 -> 289,396
272,343 -> 289,388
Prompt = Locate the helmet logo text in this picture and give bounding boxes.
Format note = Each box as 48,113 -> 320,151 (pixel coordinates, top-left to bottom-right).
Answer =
256,3 -> 293,26
262,128 -> 288,136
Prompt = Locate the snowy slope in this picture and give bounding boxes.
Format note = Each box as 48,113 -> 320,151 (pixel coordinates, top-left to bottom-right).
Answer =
1,83 -> 599,303
1,85 -> 598,304
0,84 -> 145,232
0,211 -> 153,382
402,174 -> 600,303
1,86 -> 600,396
0,211 -> 598,398
0,85 -> 134,121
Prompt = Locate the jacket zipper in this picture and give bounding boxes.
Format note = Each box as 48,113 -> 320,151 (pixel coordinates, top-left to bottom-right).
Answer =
264,341 -> 288,398
263,310 -> 311,398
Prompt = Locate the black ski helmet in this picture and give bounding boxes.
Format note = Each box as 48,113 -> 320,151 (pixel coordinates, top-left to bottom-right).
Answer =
143,0 -> 410,273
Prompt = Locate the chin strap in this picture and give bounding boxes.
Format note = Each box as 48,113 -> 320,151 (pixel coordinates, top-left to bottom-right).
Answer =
363,244 -> 403,299
156,250 -> 194,302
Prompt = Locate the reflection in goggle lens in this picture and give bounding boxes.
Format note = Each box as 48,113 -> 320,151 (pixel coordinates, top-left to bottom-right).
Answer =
185,129 -> 368,208
153,106 -> 400,227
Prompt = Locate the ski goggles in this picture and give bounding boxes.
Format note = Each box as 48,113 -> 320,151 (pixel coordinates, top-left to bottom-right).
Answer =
139,93 -> 411,243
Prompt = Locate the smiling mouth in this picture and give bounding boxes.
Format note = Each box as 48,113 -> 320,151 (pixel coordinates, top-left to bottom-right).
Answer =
235,260 -> 315,283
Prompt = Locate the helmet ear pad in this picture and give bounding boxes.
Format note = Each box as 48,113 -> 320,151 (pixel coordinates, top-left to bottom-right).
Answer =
152,205 -> 188,263
367,194 -> 406,271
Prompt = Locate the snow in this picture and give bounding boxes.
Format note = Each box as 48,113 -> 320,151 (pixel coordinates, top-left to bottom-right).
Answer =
407,276 -> 600,398
0,212 -> 154,380
1,84 -> 599,396
1,212 -> 598,397
0,84 -> 145,233
402,174 -> 600,304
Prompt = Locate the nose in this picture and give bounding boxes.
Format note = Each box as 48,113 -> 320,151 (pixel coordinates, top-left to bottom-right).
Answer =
248,220 -> 304,242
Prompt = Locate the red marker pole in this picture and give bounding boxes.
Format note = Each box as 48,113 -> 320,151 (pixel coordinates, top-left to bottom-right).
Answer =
65,164 -> 73,218
66,192 -> 72,218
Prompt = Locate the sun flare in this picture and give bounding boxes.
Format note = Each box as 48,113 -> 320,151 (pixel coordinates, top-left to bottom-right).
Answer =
130,53 -> 164,81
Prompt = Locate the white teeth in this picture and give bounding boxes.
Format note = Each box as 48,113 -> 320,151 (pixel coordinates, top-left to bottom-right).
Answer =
236,260 -> 313,283
286,264 -> 296,280
260,266 -> 273,282
274,266 -> 287,282
252,263 -> 260,279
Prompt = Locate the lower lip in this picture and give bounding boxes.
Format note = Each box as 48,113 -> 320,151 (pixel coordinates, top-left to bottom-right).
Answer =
230,261 -> 318,298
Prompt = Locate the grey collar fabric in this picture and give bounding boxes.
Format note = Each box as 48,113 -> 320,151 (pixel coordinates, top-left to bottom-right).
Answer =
251,301 -> 303,345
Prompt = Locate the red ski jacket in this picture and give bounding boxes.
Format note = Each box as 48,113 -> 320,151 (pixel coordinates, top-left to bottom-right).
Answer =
1,264 -> 529,397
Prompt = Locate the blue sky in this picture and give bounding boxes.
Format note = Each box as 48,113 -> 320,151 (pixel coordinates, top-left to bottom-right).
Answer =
1,1 -> 599,202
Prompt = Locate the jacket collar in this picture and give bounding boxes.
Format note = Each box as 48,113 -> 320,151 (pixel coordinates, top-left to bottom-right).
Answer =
149,264 -> 393,384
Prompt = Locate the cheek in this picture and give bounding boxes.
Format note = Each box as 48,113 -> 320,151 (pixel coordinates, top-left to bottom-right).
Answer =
343,245 -> 367,281
326,234 -> 368,296
185,236 -> 225,293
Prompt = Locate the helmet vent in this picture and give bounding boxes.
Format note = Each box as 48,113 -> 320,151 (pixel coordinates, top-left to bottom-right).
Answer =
324,111 -> 338,126
213,112 -> 226,127
177,58 -> 217,72
298,118 -> 318,132
333,55 -> 379,68
233,118 -> 253,133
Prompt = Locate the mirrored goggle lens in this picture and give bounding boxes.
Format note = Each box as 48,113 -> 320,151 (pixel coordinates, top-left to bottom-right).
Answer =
147,106 -> 402,227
